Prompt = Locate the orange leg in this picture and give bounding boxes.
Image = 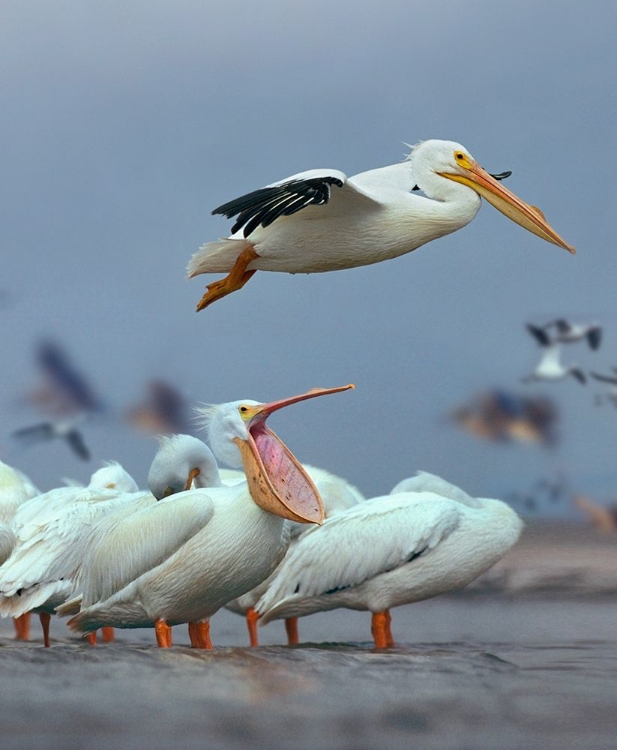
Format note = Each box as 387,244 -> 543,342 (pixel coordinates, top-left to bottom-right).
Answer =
246,607 -> 259,647
371,612 -> 389,649
101,627 -> 115,643
195,246 -> 259,311
285,617 -> 299,646
87,631 -> 97,646
155,618 -> 173,648
13,613 -> 31,641
384,609 -> 395,648
188,621 -> 212,649
39,612 -> 52,648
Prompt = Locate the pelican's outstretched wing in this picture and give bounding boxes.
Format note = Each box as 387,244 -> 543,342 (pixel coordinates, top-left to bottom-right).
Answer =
213,169 -> 381,238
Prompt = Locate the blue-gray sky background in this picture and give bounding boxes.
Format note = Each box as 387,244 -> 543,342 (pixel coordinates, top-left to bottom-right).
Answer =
1,1 -> 616,513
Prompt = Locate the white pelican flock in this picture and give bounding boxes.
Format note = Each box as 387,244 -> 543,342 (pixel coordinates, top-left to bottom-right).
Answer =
0,389 -> 524,650
189,139 -> 574,310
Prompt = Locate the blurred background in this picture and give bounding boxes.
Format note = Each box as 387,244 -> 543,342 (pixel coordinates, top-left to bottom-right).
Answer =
1,0 -> 616,519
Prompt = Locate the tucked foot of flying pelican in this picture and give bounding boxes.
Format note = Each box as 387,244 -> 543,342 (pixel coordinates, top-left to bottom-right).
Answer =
189,139 -> 574,310
195,246 -> 259,311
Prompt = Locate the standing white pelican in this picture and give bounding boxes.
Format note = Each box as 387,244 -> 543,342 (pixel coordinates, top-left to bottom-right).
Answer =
188,139 -> 575,310
0,463 -> 140,646
61,434 -> 241,647
0,460 -> 41,640
256,472 -> 523,648
225,463 -> 365,646
64,385 -> 353,648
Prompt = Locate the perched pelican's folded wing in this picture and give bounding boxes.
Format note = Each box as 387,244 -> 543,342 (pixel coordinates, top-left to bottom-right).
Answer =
213,169 -> 380,237
256,494 -> 461,618
74,490 -> 215,609
0,494 -> 135,597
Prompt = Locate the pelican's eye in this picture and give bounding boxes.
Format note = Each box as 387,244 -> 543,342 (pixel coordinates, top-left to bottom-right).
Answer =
239,405 -> 251,420
455,152 -> 465,161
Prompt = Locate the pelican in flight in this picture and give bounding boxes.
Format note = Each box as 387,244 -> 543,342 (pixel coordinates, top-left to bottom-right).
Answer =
256,472 -> 522,648
189,139 -> 575,310
64,385 -> 353,647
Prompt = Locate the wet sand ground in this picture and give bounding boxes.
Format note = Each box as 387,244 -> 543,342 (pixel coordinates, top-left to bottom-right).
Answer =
1,522 -> 616,750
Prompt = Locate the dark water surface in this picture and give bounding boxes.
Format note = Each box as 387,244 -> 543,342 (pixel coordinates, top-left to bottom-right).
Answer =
1,598 -> 616,750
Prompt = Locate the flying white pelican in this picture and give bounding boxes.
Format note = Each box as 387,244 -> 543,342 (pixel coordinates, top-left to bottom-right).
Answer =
0,460 -> 41,640
0,463 -> 140,647
523,342 -> 586,384
255,472 -> 523,648
225,463 -> 365,646
188,139 -> 575,310
64,385 -> 353,648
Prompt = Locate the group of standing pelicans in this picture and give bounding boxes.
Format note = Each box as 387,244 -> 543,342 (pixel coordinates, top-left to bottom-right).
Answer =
1,138 -> 574,649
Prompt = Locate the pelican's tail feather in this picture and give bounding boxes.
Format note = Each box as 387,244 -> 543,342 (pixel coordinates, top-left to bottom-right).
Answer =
187,238 -> 253,277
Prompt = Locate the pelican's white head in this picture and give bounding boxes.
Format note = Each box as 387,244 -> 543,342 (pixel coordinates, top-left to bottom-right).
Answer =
148,434 -> 222,499
88,462 -> 139,492
408,139 -> 574,253
197,385 -> 355,525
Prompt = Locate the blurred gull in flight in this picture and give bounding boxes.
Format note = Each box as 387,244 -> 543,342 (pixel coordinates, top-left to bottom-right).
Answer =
526,320 -> 602,350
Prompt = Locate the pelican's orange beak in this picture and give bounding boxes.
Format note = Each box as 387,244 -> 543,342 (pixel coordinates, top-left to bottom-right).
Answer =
440,156 -> 575,254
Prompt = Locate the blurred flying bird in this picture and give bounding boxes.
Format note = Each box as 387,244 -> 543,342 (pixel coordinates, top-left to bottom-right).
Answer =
590,369 -> 617,407
13,340 -> 105,461
452,389 -> 558,446
526,320 -> 602,350
27,340 -> 104,417
126,380 -> 194,436
523,343 -> 586,385
573,495 -> 617,533
189,139 -> 574,310
12,419 -> 91,461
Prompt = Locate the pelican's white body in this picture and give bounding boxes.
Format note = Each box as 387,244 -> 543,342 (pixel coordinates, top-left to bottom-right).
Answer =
67,484 -> 291,631
256,473 -> 522,623
189,143 -> 483,277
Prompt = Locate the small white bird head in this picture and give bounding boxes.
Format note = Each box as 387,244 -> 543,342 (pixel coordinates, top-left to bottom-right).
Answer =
409,139 -> 574,253
198,384 -> 355,525
147,434 -> 222,499
88,462 -> 139,492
